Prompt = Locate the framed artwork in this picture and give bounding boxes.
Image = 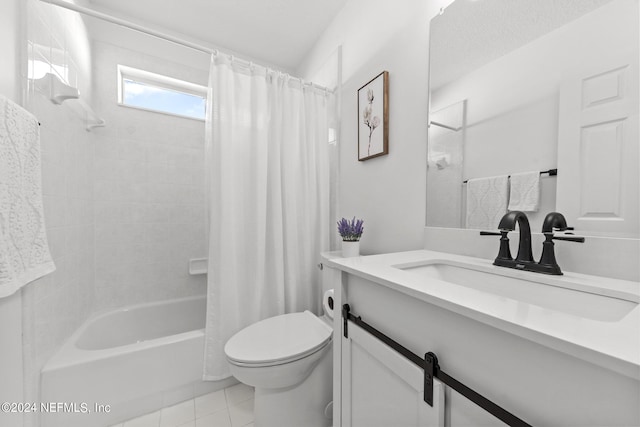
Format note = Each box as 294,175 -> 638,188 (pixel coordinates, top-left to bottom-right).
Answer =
358,71 -> 389,161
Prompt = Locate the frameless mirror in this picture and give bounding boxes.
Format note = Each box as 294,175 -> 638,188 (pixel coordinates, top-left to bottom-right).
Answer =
426,0 -> 639,237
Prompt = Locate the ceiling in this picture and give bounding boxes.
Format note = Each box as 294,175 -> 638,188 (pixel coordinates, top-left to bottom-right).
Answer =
429,0 -> 614,89
85,0 -> 347,71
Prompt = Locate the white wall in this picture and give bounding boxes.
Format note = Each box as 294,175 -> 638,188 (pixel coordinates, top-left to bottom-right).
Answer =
0,1 -> 25,426
91,40 -> 209,312
0,0 -> 21,101
298,0 -> 453,255
0,294 -> 24,427
21,2 -> 96,425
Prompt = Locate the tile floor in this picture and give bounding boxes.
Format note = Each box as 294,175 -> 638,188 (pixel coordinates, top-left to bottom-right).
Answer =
109,383 -> 255,427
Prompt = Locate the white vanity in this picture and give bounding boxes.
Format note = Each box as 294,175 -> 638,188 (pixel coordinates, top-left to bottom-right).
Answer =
324,0 -> 640,424
325,250 -> 640,426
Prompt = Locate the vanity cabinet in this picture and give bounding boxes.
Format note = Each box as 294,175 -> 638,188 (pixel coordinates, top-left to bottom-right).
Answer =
341,312 -> 445,427
332,269 -> 640,427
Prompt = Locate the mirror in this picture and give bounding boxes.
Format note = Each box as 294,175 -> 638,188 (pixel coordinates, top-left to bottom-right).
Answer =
426,0 -> 639,237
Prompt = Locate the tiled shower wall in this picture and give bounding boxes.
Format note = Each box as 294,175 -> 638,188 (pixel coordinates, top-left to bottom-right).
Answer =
22,1 -> 95,424
91,40 -> 208,312
21,2 -> 210,420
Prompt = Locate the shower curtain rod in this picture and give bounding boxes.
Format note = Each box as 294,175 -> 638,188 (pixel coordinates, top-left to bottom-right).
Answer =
41,0 -> 334,93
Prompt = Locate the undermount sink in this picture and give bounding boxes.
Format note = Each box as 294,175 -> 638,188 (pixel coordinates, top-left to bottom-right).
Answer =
393,260 -> 638,322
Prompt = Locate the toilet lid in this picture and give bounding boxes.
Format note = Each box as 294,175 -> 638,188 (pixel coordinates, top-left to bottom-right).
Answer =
225,311 -> 332,366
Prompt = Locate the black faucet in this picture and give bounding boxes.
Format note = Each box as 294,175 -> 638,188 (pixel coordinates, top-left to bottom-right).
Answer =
498,211 -> 534,264
480,211 -> 534,269
537,212 -> 585,275
481,211 -> 584,275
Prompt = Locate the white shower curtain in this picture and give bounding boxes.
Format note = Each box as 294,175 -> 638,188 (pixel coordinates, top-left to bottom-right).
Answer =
203,55 -> 331,380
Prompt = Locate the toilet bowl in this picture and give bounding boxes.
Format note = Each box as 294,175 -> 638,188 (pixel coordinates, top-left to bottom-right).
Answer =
225,300 -> 334,427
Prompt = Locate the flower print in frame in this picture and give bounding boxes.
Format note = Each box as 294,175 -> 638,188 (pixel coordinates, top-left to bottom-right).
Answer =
358,71 -> 388,161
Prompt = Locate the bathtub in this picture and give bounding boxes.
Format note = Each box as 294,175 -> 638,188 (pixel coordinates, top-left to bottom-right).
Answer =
40,296 -> 236,427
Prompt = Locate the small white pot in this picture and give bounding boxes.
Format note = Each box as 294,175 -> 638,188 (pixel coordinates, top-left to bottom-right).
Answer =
342,241 -> 360,257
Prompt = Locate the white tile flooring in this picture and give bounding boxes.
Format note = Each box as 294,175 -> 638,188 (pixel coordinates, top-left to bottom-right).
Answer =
110,383 -> 255,427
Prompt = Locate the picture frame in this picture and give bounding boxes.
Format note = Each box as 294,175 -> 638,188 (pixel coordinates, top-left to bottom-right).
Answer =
357,71 -> 389,161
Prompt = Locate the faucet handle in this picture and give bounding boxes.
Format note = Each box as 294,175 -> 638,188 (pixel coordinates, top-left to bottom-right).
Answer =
552,235 -> 585,243
537,232 -> 585,275
552,226 -> 574,232
480,230 -> 512,261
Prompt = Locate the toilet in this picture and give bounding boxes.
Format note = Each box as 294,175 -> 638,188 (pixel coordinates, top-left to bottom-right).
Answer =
224,291 -> 334,427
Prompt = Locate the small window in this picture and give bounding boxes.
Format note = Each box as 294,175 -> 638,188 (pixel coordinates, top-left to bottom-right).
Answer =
29,44 -> 70,82
118,65 -> 207,120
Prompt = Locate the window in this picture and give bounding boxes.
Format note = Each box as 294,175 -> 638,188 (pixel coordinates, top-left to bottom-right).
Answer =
29,44 -> 70,82
118,65 -> 207,120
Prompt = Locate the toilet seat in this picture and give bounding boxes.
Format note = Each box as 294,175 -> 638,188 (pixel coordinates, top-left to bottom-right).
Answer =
225,311 -> 332,367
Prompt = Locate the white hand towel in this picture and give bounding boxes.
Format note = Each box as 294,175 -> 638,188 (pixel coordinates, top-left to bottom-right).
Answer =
508,171 -> 540,212
466,175 -> 509,230
0,95 -> 55,298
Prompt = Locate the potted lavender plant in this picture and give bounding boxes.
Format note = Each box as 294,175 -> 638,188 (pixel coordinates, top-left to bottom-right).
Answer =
337,217 -> 364,257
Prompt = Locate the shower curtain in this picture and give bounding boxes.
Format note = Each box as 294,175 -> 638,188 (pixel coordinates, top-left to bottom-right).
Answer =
203,54 -> 331,380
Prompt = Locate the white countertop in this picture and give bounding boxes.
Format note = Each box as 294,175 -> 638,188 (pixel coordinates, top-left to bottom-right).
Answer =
325,250 -> 640,380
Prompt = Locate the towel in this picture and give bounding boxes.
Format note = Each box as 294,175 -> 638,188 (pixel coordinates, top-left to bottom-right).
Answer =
0,95 -> 55,298
508,171 -> 540,212
466,175 -> 509,230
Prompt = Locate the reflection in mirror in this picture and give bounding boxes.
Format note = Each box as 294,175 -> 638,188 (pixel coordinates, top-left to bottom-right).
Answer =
426,0 -> 639,237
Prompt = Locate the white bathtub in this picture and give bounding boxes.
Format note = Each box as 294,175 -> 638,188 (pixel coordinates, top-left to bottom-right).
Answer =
41,296 -> 236,427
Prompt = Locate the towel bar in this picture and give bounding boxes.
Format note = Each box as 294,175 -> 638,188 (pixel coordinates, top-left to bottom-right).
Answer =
463,168 -> 557,184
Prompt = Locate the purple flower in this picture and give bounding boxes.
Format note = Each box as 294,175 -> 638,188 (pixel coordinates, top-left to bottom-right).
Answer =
337,217 -> 364,241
